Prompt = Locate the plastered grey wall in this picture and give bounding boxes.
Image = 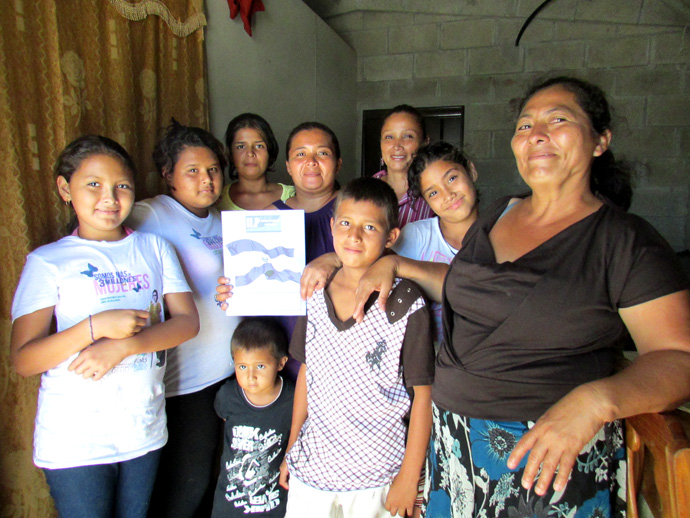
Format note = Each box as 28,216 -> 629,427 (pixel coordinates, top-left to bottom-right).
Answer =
205,0 -> 357,184
308,0 -> 690,250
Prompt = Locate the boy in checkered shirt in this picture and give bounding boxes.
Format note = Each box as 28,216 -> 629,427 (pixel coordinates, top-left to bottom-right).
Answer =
279,177 -> 434,517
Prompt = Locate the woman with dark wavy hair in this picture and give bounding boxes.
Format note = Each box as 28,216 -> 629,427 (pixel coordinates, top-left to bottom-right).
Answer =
374,104 -> 434,228
303,77 -> 690,518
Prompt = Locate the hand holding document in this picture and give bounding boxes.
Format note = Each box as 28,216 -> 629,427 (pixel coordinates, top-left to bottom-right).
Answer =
222,210 -> 306,316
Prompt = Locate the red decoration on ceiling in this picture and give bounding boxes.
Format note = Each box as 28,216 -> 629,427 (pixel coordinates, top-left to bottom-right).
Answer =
227,0 -> 265,37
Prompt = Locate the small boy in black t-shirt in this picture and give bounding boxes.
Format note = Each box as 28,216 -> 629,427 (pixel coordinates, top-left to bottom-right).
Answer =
211,317 -> 294,518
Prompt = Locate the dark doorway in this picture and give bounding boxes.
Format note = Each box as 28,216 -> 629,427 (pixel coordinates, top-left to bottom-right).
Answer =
361,106 -> 465,177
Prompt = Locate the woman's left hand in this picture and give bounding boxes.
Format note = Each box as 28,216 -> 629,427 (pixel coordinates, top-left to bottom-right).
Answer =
68,338 -> 129,381
507,383 -> 611,495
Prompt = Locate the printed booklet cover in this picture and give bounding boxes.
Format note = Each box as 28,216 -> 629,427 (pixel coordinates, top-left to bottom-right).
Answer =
222,210 -> 306,316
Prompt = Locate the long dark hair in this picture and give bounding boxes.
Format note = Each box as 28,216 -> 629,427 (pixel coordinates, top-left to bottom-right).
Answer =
225,113 -> 279,180
517,76 -> 633,210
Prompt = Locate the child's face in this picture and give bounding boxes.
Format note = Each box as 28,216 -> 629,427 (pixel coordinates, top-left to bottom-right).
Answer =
286,129 -> 341,196
164,146 -> 222,217
233,347 -> 287,403
231,127 -> 269,181
331,199 -> 399,271
380,112 -> 425,174
57,154 -> 135,241
419,160 -> 478,225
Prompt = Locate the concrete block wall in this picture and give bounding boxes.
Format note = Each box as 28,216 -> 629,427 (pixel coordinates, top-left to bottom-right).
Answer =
311,0 -> 690,250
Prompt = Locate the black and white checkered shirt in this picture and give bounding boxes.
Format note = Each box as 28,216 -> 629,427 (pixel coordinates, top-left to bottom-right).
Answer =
287,278 -> 434,491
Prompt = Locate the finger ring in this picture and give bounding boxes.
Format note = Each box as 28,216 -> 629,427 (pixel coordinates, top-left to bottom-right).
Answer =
92,372 -> 97,377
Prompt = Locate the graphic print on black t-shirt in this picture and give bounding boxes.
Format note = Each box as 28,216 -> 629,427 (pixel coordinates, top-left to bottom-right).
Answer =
220,425 -> 284,514
213,378 -> 293,518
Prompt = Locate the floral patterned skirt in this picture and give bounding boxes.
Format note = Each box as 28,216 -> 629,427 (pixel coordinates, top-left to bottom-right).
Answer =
422,403 -> 626,518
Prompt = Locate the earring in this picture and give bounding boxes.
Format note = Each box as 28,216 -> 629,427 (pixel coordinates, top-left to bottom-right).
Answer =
64,198 -> 71,206
379,157 -> 385,170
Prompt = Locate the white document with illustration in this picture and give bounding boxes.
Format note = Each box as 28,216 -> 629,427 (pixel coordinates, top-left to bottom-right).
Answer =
222,210 -> 306,316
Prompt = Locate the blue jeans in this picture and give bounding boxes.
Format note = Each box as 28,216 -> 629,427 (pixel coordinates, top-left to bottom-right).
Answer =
43,448 -> 162,518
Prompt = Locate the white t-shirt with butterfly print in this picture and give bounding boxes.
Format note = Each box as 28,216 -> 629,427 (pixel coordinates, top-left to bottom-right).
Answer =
128,194 -> 242,396
11,230 -> 190,469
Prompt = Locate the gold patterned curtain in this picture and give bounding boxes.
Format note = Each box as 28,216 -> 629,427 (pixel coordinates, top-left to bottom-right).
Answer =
0,1 -> 208,514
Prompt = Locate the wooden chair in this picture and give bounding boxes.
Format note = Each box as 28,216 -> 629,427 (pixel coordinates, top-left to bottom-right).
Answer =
626,411 -> 690,518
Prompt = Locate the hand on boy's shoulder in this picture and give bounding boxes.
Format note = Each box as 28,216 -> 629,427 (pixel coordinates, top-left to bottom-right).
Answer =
386,279 -> 426,324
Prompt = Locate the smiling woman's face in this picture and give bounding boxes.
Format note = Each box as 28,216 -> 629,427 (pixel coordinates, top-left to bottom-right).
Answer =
286,129 -> 341,195
511,86 -> 610,191
380,112 -> 425,175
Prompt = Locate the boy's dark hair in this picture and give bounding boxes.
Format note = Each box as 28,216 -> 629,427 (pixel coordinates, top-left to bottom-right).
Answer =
285,121 -> 341,161
152,118 -> 227,177
55,135 -> 137,181
224,113 -> 279,180
333,177 -> 399,232
231,317 -> 289,362
408,141 -> 472,200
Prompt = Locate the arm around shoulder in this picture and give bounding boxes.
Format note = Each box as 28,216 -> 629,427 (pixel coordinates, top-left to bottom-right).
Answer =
352,255 -> 449,322
300,252 -> 342,300
393,256 -> 448,303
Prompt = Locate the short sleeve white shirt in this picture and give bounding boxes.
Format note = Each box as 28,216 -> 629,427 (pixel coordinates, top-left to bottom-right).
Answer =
127,195 -> 241,396
12,231 -> 190,468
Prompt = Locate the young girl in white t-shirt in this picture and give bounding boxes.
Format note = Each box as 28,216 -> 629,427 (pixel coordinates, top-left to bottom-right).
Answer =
127,120 -> 242,517
10,135 -> 199,518
392,141 -> 479,345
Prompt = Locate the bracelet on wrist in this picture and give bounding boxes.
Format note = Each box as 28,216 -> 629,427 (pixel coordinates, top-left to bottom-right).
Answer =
88,314 -> 95,342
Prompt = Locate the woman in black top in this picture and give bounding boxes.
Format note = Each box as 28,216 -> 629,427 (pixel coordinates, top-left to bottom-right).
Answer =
302,77 -> 690,517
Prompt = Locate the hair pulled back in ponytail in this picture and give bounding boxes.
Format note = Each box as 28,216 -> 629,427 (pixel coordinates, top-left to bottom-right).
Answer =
517,76 -> 633,210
